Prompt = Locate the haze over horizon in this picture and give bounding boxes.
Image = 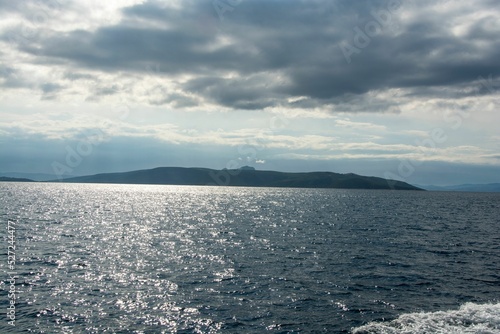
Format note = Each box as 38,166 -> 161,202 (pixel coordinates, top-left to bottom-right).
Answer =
1,0 -> 499,186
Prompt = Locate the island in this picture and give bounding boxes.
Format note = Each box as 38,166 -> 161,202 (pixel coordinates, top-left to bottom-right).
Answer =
52,167 -> 422,190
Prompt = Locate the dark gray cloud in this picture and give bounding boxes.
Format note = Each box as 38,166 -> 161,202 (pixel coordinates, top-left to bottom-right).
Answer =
3,0 -> 500,110
184,75 -> 285,109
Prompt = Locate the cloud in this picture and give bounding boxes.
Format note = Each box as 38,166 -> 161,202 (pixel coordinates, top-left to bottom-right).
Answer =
335,119 -> 387,131
39,82 -> 63,93
3,115 -> 496,167
1,0 -> 498,111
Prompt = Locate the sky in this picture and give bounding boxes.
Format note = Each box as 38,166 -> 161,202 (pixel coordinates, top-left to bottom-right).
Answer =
0,0 -> 499,186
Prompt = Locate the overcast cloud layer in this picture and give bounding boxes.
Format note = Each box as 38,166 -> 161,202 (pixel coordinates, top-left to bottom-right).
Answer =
0,0 -> 499,185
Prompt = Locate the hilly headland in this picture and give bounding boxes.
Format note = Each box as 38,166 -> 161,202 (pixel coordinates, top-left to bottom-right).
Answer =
53,166 -> 423,190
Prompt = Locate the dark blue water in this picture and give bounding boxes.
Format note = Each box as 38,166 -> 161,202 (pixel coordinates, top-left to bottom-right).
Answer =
1,183 -> 499,333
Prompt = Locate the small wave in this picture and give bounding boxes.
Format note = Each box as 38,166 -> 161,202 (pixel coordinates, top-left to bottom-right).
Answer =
352,302 -> 500,334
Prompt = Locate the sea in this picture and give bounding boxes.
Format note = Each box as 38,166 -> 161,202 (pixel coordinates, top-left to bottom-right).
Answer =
1,182 -> 499,333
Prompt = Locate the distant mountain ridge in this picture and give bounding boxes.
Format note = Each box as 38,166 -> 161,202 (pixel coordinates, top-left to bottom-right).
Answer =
0,172 -> 79,181
51,166 -> 422,190
0,176 -> 35,182
418,183 -> 500,192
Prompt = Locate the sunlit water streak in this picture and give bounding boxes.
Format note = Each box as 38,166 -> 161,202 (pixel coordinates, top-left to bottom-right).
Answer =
1,183 -> 499,333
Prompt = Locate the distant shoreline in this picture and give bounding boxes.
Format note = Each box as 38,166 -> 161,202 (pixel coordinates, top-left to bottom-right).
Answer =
0,176 -> 35,182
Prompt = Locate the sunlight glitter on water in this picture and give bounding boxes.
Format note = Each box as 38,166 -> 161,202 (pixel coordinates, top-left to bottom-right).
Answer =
1,183 -> 499,333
